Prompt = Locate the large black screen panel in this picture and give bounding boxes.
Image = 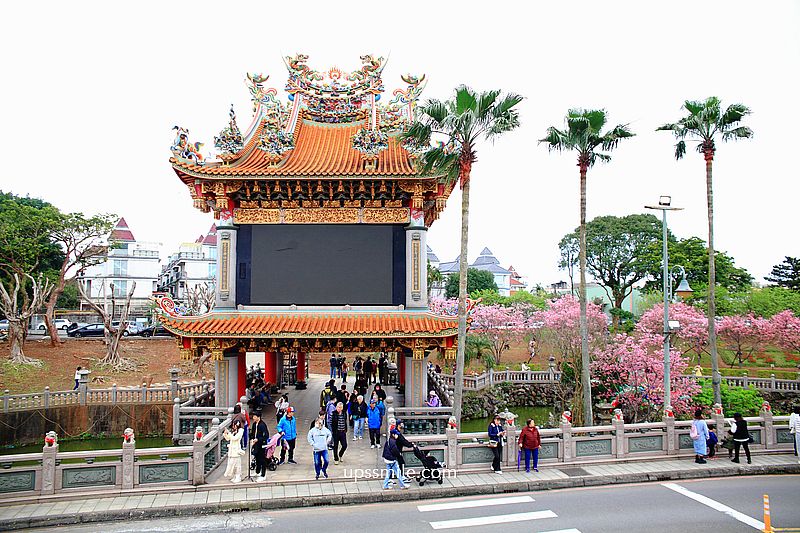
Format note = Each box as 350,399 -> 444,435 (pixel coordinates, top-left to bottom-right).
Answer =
246,224 -> 403,305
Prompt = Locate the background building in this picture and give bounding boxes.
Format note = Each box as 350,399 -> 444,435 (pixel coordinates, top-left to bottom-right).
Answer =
432,247 -> 519,297
78,218 -> 161,322
158,224 -> 217,302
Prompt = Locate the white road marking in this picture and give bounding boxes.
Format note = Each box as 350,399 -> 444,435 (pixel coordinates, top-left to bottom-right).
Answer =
429,510 -> 558,529
418,495 -> 535,512
661,482 -> 765,530
539,529 -> 582,533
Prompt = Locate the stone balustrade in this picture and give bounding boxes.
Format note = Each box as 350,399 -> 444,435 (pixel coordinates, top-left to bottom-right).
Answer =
1,369 -> 212,413
440,369 -> 800,393
403,406 -> 794,471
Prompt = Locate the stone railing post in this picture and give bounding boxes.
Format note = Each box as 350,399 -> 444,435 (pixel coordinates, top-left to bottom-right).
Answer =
192,435 -> 205,486
742,371 -> 749,389
761,402 -> 775,449
3,389 -> 9,413
169,368 -> 180,399
111,383 -> 118,405
43,386 -> 50,409
770,373 -> 776,391
711,403 -> 725,437
664,413 -> 677,456
141,382 -> 148,404
504,424 -> 519,466
173,397 -> 182,443
612,410 -> 625,458
122,430 -> 135,489
41,436 -> 58,495
561,421 -> 573,463
445,426 -> 458,469
78,369 -> 91,406
384,396 -> 394,432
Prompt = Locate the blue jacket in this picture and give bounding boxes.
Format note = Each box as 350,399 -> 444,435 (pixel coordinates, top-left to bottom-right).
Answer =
276,415 -> 297,441
377,400 -> 386,418
367,405 -> 382,429
488,422 -> 504,443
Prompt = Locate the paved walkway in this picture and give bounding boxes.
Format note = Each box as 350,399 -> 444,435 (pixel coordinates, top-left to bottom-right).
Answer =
2,454 -> 798,530
207,373 -> 396,484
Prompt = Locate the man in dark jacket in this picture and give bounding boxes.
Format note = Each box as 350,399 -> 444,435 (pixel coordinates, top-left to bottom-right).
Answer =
330,402 -> 348,464
250,411 -> 270,482
388,421 -> 413,483
731,412 -> 752,464
382,431 -> 408,489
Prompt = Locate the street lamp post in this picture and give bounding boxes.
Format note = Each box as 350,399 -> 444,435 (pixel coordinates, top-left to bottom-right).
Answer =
645,196 -> 692,413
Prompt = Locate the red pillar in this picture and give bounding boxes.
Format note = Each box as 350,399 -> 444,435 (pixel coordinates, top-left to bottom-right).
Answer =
398,352 -> 406,385
263,351 -> 278,386
296,352 -> 306,381
236,353 -> 246,403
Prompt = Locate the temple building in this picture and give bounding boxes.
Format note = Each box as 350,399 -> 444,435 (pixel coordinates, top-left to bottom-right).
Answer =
160,55 -> 458,407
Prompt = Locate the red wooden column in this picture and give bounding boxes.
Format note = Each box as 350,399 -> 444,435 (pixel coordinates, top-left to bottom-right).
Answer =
296,352 -> 306,381
398,351 -> 406,385
236,353 -> 247,402
264,351 -> 278,385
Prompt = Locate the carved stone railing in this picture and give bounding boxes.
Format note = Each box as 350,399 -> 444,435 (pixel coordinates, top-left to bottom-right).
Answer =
172,387 -> 225,444
440,369 -> 800,393
406,406 -> 794,471
391,406 -> 453,435
1,369 -> 212,413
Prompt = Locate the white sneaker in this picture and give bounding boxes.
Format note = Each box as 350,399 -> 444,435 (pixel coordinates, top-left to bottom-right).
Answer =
256,476 -> 266,482
232,477 -> 242,483
353,436 -> 358,441
359,436 -> 363,440
494,471 -> 503,475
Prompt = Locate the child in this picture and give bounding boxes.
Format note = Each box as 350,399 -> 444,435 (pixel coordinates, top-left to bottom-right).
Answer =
707,427 -> 718,459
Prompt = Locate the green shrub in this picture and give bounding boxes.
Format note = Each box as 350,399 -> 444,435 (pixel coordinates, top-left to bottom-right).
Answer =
693,379 -> 764,416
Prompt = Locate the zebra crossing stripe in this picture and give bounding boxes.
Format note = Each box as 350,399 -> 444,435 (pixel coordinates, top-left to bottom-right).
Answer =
538,529 -> 582,533
418,495 -> 535,512
429,510 -> 558,529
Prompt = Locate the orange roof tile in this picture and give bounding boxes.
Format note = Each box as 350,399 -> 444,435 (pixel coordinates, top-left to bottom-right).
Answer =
160,310 -> 457,338
173,118 -> 416,179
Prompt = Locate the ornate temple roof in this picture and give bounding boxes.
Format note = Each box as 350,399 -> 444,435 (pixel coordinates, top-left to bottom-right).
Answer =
160,310 -> 458,339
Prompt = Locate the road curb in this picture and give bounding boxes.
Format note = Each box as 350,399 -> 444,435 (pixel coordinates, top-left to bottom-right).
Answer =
6,463 -> 800,530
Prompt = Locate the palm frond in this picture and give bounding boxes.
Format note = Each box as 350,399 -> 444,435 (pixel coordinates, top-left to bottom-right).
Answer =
455,85 -> 478,115
683,100 -> 705,116
590,152 -> 612,165
401,121 -> 432,146
600,124 -> 635,151
674,140 -> 686,160
539,126 -> 568,150
476,90 -> 500,118
422,100 -> 449,127
722,126 -> 753,142
720,103 -> 752,128
584,109 -> 607,133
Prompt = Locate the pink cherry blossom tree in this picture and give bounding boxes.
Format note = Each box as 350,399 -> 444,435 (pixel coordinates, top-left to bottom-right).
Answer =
636,302 -> 709,363
769,310 -> 800,355
470,304 -> 531,365
429,297 -> 459,317
591,333 -> 700,422
532,295 -> 607,425
717,314 -> 773,366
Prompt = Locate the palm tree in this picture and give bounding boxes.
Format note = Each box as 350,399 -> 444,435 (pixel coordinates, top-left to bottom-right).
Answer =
657,97 -> 753,405
540,109 -> 633,426
403,86 -> 522,426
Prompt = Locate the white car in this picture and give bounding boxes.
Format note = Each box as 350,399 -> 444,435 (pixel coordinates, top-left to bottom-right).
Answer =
37,319 -> 71,331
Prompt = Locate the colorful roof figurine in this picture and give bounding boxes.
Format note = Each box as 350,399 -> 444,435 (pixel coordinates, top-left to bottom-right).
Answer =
110,217 -> 136,242
168,55 -> 454,227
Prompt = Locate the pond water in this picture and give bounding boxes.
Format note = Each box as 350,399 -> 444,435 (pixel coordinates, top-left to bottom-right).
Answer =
1,436 -> 173,455
461,406 -> 554,433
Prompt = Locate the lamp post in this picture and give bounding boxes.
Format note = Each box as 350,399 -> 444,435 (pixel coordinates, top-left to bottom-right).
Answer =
645,196 -> 692,413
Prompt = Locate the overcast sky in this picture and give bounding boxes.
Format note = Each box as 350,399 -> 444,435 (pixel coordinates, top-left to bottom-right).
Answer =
2,1 -> 798,286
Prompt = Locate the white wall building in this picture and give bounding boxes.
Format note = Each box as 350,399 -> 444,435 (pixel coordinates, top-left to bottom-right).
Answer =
429,246 -> 519,297
78,218 -> 161,320
158,224 -> 217,302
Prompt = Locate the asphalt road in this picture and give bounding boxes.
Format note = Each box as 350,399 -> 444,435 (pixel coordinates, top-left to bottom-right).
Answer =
29,475 -> 800,533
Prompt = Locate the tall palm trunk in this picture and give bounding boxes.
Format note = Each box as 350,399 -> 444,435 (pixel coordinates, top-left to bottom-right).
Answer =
705,154 -> 721,404
577,166 -> 592,426
453,178 -> 470,427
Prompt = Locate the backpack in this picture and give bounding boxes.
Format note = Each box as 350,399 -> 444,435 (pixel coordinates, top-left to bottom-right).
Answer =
322,388 -> 332,406
690,422 -> 699,440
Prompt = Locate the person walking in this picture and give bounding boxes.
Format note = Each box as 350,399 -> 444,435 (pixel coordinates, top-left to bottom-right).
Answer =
320,382 -> 335,409
73,366 -> 82,390
335,384 -> 349,405
488,415 -> 505,474
307,418 -> 332,480
341,358 -> 349,383
250,411 -> 270,482
274,394 -> 289,425
329,354 -> 337,379
331,402 -> 348,464
378,354 -> 388,384
364,357 -> 374,384
277,407 -> 298,465
346,393 -> 359,431
691,409 -> 710,464
730,412 -> 751,464
325,397 -> 337,431
367,398 -> 382,448
382,430 -> 408,490
426,391 -> 440,408
519,418 -> 541,473
222,420 -> 245,483
789,405 -> 800,459
351,395 -> 367,440
373,383 -> 386,402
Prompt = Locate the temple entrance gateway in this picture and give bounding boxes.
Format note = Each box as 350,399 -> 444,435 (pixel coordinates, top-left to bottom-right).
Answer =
161,54 -> 458,407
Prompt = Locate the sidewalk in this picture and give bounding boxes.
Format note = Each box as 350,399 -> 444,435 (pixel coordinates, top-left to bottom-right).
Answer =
2,454 -> 797,530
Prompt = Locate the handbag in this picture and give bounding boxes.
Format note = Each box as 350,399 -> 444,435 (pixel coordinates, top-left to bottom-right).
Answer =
487,440 -> 498,448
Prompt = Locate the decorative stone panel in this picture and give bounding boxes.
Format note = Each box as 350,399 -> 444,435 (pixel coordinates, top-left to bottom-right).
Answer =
62,466 -> 115,488
776,428 -> 794,444
539,442 -> 558,459
139,463 -> 189,484
462,445 -> 495,464
402,449 -> 445,468
748,430 -> 762,445
0,471 -> 35,493
575,439 -> 612,457
679,434 -> 694,449
628,435 -> 664,453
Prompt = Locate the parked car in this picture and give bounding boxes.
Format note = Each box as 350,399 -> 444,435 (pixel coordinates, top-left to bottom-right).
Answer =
0,319 -> 8,331
37,319 -> 72,331
67,323 -> 106,338
111,321 -> 140,336
139,325 -> 172,337
67,322 -> 88,332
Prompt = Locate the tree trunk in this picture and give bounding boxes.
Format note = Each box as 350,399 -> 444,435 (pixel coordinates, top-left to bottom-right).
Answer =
705,156 -> 721,404
578,167 -> 593,426
453,178 -> 470,427
7,319 -> 36,364
44,273 -> 67,347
